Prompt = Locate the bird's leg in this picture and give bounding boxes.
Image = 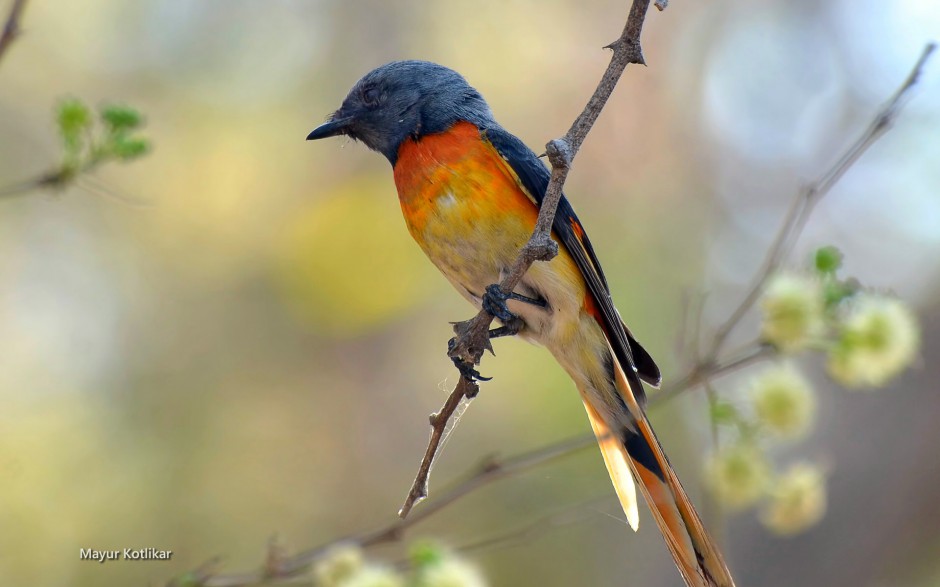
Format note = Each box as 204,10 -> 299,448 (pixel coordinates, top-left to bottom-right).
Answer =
483,284 -> 545,340
488,321 -> 522,339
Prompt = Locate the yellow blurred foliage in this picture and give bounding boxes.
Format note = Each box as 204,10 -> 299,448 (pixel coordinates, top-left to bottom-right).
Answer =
271,178 -> 436,335
0,397 -> 125,584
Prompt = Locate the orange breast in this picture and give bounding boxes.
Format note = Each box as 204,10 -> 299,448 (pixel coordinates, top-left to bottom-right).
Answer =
393,121 -> 539,237
391,120 -> 589,350
391,121 -> 543,289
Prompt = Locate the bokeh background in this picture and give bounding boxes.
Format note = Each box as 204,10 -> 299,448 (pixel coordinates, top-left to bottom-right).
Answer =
1,0 -> 938,585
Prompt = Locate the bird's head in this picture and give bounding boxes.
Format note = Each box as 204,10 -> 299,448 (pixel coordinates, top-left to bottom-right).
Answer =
306,60 -> 494,164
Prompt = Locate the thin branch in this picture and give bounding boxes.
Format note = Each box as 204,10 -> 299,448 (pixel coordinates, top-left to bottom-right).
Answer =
397,376 -> 476,518
0,177 -> 51,199
651,342 -> 773,406
400,0 -> 656,521
0,0 -> 28,66
0,170 -> 71,199
446,494 -> 613,558
704,42 -> 936,363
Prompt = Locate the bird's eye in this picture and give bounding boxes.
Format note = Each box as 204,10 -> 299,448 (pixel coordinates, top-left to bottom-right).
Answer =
361,85 -> 380,106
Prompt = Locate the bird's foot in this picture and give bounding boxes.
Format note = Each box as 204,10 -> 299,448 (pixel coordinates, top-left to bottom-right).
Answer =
481,284 -> 545,323
447,336 -> 492,383
488,320 -> 522,340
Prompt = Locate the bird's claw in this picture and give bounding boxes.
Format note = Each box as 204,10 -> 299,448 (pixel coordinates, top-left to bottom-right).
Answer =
451,355 -> 492,383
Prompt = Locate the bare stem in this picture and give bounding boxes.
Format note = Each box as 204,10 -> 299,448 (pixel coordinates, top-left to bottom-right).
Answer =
0,170 -> 70,199
397,376 -> 477,518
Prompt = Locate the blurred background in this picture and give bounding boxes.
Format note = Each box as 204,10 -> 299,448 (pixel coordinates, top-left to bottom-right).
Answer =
0,0 -> 938,585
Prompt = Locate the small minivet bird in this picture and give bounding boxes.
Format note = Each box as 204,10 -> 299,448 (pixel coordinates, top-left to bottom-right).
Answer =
307,61 -> 735,587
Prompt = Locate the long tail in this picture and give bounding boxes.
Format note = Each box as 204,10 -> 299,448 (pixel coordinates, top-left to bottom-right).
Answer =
581,346 -> 736,587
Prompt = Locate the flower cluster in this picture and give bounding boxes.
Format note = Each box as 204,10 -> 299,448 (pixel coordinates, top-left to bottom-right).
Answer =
760,463 -> 827,536
313,543 -> 487,587
828,296 -> 920,388
705,363 -> 826,535
759,274 -> 825,352
705,246 -> 920,535
759,246 -> 919,387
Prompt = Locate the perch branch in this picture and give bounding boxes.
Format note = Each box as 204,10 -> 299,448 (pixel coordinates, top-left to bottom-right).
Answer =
399,0 -> 656,521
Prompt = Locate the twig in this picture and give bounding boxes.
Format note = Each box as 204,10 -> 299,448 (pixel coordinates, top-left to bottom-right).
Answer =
651,342 -> 773,406
400,0 -> 656,521
0,0 -> 28,66
0,170 -> 69,199
704,42 -> 936,364
446,494 -> 613,558
397,376 -> 476,518
701,383 -> 725,542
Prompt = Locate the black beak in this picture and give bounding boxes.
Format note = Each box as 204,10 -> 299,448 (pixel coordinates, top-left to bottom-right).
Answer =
306,117 -> 352,141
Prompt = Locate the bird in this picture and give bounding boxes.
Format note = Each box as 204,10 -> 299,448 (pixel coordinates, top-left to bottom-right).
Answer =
307,60 -> 735,587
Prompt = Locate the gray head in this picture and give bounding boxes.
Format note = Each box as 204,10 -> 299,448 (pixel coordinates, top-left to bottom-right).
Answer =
306,60 -> 495,164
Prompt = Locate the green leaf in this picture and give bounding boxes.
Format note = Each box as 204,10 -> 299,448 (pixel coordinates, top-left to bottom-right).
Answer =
710,400 -> 740,426
823,278 -> 860,309
100,104 -> 144,131
814,246 -> 843,275
56,98 -> 92,154
111,136 -> 150,160
409,541 -> 444,570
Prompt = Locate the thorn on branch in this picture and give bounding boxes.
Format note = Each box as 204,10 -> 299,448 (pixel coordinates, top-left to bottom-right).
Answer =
625,38 -> 646,66
604,38 -> 646,67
